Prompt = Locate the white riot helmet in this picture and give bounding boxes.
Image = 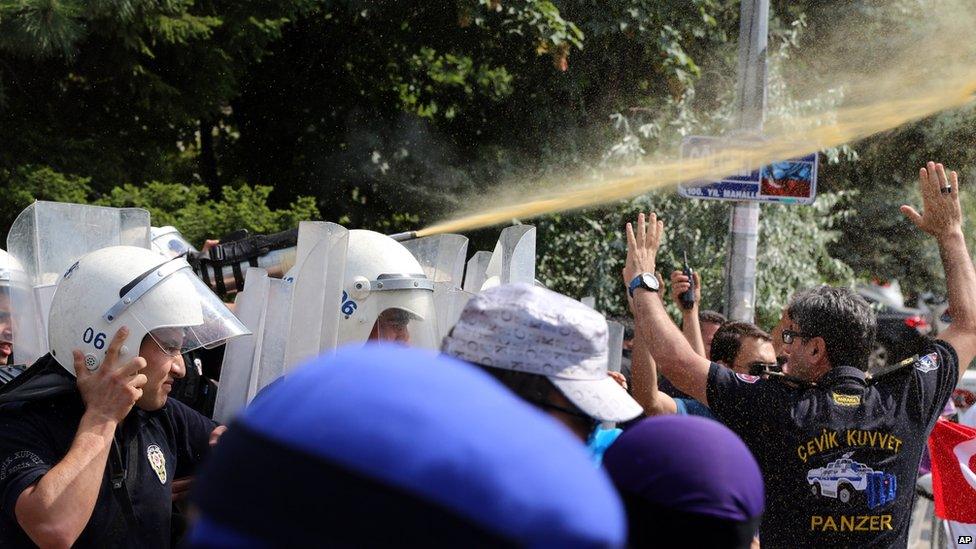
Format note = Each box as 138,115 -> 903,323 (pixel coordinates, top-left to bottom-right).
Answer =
47,246 -> 250,375
338,230 -> 438,349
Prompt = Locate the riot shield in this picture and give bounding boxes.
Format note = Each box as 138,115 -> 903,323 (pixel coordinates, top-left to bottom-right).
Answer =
607,320 -> 625,374
402,234 -> 468,341
462,251 -> 492,293
254,278 -> 292,390
481,225 -> 536,289
214,268 -> 266,424
150,226 -> 198,258
0,251 -> 42,366
402,235 -> 468,284
213,268 -> 294,423
8,201 -> 151,285
441,288 -> 475,339
6,202 -> 150,364
282,221 -> 348,371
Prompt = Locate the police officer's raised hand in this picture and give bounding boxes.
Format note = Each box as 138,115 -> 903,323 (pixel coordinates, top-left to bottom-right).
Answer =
74,326 -> 148,424
624,212 -> 665,284
900,161 -> 963,241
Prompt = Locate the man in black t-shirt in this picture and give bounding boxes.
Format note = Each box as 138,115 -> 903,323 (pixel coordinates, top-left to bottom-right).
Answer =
0,355 -> 218,548
0,246 -> 247,548
622,162 -> 976,548
705,335 -> 957,546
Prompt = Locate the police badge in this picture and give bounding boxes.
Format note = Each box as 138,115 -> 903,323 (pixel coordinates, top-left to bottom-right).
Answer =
146,444 -> 167,484
915,352 -> 939,374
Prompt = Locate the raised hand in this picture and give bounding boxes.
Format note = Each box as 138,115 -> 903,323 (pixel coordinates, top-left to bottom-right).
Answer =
74,327 -> 147,424
623,212 -> 664,286
900,161 -> 963,240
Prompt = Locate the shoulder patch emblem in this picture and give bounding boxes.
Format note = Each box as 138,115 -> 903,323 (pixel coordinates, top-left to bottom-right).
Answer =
146,444 -> 167,484
831,392 -> 861,407
915,352 -> 939,373
735,373 -> 760,384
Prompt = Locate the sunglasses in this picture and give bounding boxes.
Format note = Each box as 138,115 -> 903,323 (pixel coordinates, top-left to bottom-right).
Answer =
747,361 -> 782,376
781,329 -> 815,344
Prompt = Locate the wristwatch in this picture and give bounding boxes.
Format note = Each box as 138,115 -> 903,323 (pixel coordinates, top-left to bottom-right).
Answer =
628,273 -> 660,297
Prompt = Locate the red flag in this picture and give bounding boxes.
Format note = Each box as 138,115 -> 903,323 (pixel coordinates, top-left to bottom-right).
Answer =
928,419 -> 976,523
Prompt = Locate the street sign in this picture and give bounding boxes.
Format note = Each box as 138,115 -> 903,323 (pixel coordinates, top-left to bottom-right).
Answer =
678,135 -> 818,204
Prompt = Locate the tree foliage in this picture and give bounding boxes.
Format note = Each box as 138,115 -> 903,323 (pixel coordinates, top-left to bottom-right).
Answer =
1,0 -> 972,315
536,189 -> 853,329
0,166 -> 318,247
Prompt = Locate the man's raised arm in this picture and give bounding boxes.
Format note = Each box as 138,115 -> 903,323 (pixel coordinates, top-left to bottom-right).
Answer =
625,272 -> 678,416
624,213 -> 712,405
14,329 -> 147,548
901,162 -> 976,380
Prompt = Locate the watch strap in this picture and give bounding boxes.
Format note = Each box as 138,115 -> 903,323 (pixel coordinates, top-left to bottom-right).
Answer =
628,273 -> 656,297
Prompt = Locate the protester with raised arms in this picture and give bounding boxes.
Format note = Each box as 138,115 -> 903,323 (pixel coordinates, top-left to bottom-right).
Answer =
622,162 -> 976,547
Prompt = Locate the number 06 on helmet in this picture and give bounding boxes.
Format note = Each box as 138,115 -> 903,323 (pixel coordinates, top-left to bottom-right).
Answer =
47,246 -> 251,375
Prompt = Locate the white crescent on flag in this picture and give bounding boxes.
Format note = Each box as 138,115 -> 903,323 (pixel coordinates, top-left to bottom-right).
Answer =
953,437 -> 976,492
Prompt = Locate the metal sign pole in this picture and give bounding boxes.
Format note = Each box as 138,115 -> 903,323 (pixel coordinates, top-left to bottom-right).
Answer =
724,0 -> 769,322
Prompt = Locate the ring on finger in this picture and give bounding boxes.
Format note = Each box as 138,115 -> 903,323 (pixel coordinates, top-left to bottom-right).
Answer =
941,186 -> 952,194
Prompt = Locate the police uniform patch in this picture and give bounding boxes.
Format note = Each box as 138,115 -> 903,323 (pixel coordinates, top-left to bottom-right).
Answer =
735,373 -> 760,383
146,444 -> 167,484
915,352 -> 939,373
832,392 -> 861,407
0,450 -> 44,481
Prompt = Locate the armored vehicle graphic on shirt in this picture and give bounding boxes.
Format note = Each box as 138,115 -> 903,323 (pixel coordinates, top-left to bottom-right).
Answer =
806,452 -> 897,509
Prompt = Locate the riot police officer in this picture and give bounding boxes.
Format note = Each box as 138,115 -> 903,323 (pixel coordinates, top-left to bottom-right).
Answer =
0,246 -> 249,547
337,230 -> 440,349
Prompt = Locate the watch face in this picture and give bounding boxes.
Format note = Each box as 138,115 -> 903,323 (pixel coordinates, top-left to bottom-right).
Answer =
641,273 -> 659,291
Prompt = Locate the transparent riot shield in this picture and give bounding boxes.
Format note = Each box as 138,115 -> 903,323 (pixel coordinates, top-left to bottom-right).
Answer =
481,225 -> 536,290
214,268 -> 268,423
254,278 -> 292,390
402,234 -> 468,341
402,235 -> 468,284
213,268 -> 293,423
282,221 -> 348,371
441,288 -> 475,339
607,320 -> 625,374
8,201 -> 151,285
150,226 -> 198,258
0,251 -> 42,366
6,202 -> 151,363
462,251 -> 492,293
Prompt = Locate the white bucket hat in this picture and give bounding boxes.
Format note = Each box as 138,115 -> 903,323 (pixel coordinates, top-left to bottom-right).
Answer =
442,283 -> 643,422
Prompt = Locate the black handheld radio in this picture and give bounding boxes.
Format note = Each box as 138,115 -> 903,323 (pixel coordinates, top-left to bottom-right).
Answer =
679,252 -> 696,310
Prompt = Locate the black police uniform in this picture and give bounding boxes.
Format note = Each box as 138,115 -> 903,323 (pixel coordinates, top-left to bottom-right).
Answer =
0,357 -> 216,548
706,338 -> 958,548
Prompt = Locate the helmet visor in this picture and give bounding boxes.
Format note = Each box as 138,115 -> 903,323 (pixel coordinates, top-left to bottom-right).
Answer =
371,304 -> 438,349
124,267 -> 251,355
342,286 -> 439,350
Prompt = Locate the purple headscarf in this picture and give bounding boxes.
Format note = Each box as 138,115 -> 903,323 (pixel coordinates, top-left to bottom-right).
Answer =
604,415 -> 764,522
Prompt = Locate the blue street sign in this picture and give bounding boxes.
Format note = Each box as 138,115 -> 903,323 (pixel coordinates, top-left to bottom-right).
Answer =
678,135 -> 818,205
